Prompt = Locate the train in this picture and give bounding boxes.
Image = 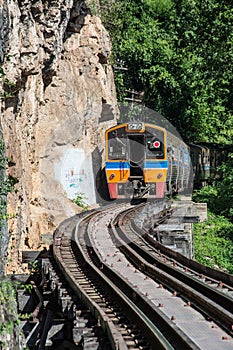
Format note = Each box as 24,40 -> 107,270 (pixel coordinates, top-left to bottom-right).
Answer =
104,121 -> 192,199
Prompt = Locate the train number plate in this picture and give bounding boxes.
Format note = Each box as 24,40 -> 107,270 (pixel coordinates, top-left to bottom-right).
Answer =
127,122 -> 144,131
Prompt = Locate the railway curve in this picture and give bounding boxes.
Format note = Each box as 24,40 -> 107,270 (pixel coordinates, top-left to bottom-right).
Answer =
52,202 -> 233,350
112,206 -> 233,335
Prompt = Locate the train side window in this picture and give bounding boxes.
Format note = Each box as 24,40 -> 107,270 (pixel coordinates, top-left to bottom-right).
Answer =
167,147 -> 173,153
180,150 -> 183,161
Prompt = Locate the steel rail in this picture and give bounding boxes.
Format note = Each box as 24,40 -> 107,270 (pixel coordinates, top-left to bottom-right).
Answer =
133,213 -> 233,287
87,208 -> 202,350
52,204 -> 174,349
53,210 -> 129,350
114,206 -> 233,336
76,206 -> 174,350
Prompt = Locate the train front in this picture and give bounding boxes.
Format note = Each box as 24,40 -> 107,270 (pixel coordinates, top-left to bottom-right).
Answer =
105,122 -> 168,199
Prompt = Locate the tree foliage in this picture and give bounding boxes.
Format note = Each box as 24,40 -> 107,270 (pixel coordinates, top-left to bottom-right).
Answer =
100,0 -> 233,144
97,0 -> 233,271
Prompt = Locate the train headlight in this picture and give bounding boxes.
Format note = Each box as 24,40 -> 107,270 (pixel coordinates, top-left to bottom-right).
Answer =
157,173 -> 163,179
109,174 -> 115,180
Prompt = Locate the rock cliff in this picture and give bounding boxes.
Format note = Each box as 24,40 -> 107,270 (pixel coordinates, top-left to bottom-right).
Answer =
0,0 -> 117,274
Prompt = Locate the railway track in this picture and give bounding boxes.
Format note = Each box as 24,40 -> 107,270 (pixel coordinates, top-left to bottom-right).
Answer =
112,207 -> 233,335
54,205 -> 169,350
116,206 -> 233,309
52,202 -> 233,350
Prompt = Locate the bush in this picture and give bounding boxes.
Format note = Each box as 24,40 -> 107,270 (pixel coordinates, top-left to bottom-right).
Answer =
194,212 -> 233,273
72,193 -> 88,211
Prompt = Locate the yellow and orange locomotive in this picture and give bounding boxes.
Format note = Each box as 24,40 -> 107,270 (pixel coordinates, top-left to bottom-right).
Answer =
105,122 -> 191,199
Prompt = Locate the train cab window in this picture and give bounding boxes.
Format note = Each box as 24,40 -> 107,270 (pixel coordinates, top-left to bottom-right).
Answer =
107,127 -> 127,160
145,126 -> 165,159
146,136 -> 164,159
108,138 -> 127,159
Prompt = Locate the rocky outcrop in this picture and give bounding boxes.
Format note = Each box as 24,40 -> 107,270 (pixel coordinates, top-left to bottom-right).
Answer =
0,127 -> 8,275
0,0 -> 118,273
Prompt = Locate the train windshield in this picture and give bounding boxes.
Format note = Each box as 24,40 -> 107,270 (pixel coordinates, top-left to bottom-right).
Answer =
107,124 -> 165,160
107,127 -> 127,160
145,126 -> 165,159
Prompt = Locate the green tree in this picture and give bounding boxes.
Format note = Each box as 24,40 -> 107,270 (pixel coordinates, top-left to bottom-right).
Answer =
101,0 -> 233,144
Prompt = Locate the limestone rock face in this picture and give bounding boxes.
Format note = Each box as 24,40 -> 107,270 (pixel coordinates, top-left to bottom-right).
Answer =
0,0 -> 117,273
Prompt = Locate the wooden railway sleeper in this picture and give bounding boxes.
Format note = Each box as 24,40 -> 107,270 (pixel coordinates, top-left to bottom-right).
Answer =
40,258 -> 107,349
